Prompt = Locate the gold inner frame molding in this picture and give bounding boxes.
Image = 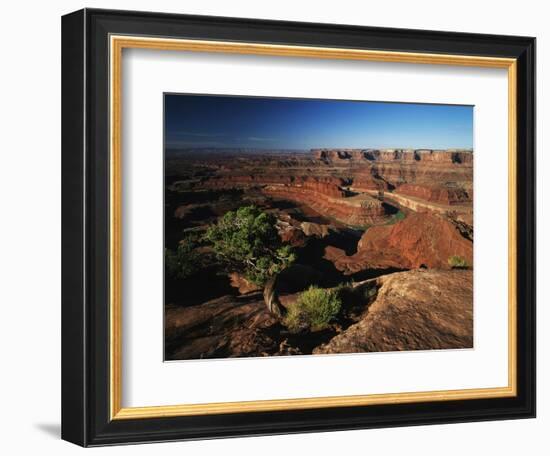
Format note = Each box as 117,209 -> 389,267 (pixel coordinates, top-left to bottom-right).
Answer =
109,35 -> 518,420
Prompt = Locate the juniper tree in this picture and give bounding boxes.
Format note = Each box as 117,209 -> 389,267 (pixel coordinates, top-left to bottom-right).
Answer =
204,205 -> 296,316
165,232 -> 202,280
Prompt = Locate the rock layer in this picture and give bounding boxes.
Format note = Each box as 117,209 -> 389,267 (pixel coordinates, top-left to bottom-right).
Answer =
334,212 -> 472,273
263,185 -> 389,226
314,269 -> 473,354
204,175 -> 346,197
165,295 -> 280,360
313,148 -> 473,164
395,183 -> 471,205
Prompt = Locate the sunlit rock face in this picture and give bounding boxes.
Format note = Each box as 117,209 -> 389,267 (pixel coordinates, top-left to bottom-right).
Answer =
314,269 -> 473,354
312,148 -> 473,164
263,183 -> 389,227
332,212 -> 473,273
395,183 -> 472,205
182,148 -> 473,228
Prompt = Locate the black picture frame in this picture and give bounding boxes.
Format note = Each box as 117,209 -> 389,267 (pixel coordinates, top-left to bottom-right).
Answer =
62,8 -> 536,447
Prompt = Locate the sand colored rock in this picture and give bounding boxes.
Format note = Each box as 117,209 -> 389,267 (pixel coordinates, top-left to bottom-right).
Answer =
314,269 -> 473,354
300,221 -> 330,238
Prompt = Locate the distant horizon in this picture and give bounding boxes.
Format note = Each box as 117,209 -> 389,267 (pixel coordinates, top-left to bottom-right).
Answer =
165,94 -> 474,151
165,146 -> 474,152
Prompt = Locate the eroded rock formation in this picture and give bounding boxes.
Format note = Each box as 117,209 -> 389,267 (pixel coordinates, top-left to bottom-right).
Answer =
165,269 -> 473,359
395,183 -> 472,205
264,185 -> 388,226
165,295 -> 280,360
314,269 -> 473,354
333,212 -> 472,273
165,146 -> 474,359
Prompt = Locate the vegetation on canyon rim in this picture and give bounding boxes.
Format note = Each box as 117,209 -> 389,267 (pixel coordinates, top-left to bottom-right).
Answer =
166,204 -> 472,331
448,255 -> 469,269
166,205 -> 351,330
284,285 -> 342,333
166,205 -> 297,316
165,232 -> 202,280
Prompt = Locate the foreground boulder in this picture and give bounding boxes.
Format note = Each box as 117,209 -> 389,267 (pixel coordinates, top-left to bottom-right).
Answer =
314,269 -> 473,354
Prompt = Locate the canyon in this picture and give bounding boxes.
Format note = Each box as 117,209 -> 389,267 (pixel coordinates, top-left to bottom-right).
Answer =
165,147 -> 474,359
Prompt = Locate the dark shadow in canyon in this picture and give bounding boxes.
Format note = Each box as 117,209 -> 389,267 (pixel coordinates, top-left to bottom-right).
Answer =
165,266 -> 236,307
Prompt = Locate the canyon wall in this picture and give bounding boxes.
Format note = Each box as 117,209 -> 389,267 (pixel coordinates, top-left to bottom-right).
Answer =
263,185 -> 388,227
312,148 -> 473,164
192,148 -> 473,228
204,175 -> 347,197
395,183 -> 472,205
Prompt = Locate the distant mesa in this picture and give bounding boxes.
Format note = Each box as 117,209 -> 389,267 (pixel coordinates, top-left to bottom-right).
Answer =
313,148 -> 473,164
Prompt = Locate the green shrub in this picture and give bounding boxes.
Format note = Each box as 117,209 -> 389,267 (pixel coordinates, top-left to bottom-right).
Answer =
203,205 -> 295,287
284,286 -> 342,333
448,255 -> 469,269
394,210 -> 406,221
165,233 -> 201,280
385,210 -> 406,225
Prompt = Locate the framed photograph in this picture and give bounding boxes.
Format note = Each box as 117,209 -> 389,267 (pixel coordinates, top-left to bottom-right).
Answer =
61,8 -> 535,446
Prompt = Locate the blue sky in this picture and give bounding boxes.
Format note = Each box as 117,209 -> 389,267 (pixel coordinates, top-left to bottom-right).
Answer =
164,94 -> 473,150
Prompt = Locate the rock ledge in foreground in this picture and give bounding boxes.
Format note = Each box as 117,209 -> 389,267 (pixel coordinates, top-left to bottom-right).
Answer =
314,269 -> 473,354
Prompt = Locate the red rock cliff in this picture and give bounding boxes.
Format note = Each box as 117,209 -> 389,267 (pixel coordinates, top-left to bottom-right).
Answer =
333,212 -> 473,272
396,183 -> 472,205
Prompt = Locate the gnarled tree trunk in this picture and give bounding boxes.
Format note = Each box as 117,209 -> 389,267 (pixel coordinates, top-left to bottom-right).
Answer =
263,275 -> 285,318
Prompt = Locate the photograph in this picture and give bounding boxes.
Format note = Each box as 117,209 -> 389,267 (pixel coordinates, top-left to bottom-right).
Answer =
56,5 -> 537,448
163,94 -> 475,360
